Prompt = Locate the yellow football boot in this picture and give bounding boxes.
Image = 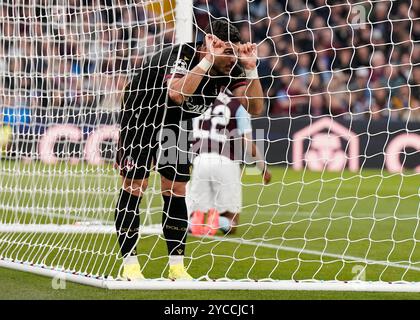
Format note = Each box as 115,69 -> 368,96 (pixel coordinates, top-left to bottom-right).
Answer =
122,263 -> 145,281
168,264 -> 193,281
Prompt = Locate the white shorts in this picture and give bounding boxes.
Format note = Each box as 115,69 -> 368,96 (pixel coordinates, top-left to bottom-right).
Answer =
186,153 -> 242,214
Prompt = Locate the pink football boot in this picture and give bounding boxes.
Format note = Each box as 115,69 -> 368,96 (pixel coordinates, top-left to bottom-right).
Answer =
190,210 -> 205,236
204,208 -> 219,236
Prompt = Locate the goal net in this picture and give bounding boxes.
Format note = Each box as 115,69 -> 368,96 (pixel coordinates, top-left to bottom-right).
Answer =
0,0 -> 419,291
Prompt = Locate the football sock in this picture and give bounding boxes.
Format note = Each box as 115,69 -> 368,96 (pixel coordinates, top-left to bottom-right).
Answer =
169,255 -> 184,267
123,255 -> 139,266
115,189 -> 141,258
162,195 -> 188,256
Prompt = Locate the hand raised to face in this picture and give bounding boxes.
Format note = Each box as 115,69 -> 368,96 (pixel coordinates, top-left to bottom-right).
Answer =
204,34 -> 227,61
238,42 -> 258,70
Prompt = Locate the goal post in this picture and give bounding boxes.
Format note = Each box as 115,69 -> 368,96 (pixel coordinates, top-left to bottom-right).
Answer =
175,0 -> 193,43
0,0 -> 419,292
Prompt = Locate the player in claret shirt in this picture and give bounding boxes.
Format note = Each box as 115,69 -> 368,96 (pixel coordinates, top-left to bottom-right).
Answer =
187,91 -> 271,237
114,19 -> 263,280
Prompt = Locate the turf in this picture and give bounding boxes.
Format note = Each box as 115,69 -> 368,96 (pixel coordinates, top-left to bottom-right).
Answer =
0,160 -> 419,299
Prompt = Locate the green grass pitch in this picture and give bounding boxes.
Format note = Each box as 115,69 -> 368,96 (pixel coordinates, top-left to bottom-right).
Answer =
0,160 -> 419,299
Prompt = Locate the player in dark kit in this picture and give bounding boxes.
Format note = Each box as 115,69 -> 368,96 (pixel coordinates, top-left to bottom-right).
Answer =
114,19 -> 264,280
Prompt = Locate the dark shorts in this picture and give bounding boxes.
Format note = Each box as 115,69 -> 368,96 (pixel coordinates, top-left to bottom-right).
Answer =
116,107 -> 192,182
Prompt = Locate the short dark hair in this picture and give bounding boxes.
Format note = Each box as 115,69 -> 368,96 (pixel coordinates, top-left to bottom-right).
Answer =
204,19 -> 242,43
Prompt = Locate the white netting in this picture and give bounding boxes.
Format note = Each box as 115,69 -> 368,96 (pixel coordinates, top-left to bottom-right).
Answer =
0,0 -> 419,290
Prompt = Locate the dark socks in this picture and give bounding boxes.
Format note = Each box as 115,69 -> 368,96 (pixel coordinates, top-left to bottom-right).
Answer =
115,189 -> 141,258
162,195 -> 188,256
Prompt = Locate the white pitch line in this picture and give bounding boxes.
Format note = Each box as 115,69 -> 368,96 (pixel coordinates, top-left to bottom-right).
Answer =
199,235 -> 420,272
243,209 -> 419,219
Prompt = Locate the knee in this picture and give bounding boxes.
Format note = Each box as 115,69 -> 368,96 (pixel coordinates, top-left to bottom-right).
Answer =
122,178 -> 148,197
161,178 -> 186,197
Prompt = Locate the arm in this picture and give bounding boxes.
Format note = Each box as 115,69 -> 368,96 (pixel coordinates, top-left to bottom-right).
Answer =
243,132 -> 272,184
167,35 -> 226,105
234,43 -> 264,116
167,59 -> 209,105
233,80 -> 264,116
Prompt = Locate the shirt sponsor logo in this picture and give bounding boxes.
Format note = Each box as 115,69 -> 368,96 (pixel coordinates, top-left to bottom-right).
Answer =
183,97 -> 210,114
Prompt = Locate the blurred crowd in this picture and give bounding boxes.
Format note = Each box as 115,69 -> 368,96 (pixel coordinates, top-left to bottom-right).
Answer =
196,0 -> 420,121
0,0 -> 419,122
0,0 -> 174,116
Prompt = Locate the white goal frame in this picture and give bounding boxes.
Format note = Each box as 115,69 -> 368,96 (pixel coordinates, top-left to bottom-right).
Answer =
0,0 -> 419,292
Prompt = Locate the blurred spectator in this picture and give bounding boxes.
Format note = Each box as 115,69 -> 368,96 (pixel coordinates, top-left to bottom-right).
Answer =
349,68 -> 371,119
257,41 -> 275,94
308,73 -> 326,117
326,70 -> 350,116
401,67 -> 420,122
370,82 -> 392,120
271,66 -> 309,116
97,74 -> 128,111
